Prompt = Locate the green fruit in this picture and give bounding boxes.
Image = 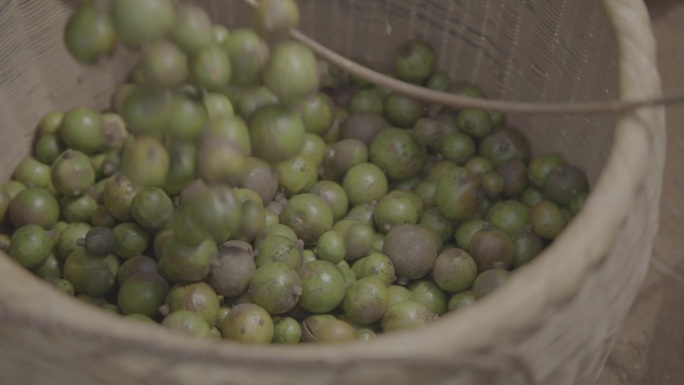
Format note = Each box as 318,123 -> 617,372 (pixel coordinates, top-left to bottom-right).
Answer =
528,154 -> 568,188
426,72 -> 451,91
431,248 -> 477,293
458,109 -> 493,139
112,0 -> 176,49
382,224 -> 441,280
9,187 -> 59,230
130,187 -> 173,232
280,194 -> 333,246
191,45 -> 232,91
440,132 -> 476,166
478,127 -> 531,166
248,262 -> 302,315
251,0 -> 300,36
172,3 -> 213,54
342,163 -> 388,206
35,135 -> 65,165
349,89 -> 384,115
295,93 -> 335,135
263,41 -> 319,102
302,249 -> 317,265
512,230 -> 544,268
531,200 -> 568,240
472,269 -> 511,298
118,273 -> 170,317
102,173 -> 139,222
60,107 -> 105,155
373,190 -> 423,233
435,168 -> 483,221
467,228 -> 515,272
315,319 -> 356,343
139,40 -> 188,88
222,29 -> 270,87
165,282 -> 220,326
51,150 -> 96,196
64,248 -> 119,297
122,88 -> 173,137
250,104 -> 305,163
38,111 -> 64,136
45,277 -> 76,296
447,291 -> 477,312
369,128 -> 427,182
32,252 -> 62,279
455,220 -> 490,251
418,206 -> 455,243
336,261 -> 357,289
272,316 -> 302,344
238,157 -> 279,205
343,277 -> 390,325
117,255 -> 158,286
196,132 -> 247,186
63,2 -> 116,64
408,280 -> 447,315
394,40 -> 436,84
412,118 -> 454,148
89,205 -> 115,228
208,245 -> 256,298
233,87 -> 278,119
204,93 -> 235,121
9,225 -> 52,269
121,136 -> 170,188
313,231 -> 345,264
381,300 -> 437,333
333,220 -> 375,262
487,200 -> 531,237
13,157 -> 51,189
520,186 -> 547,208
112,222 -> 150,260
162,310 -> 211,338
465,156 -> 495,176
221,303 -> 274,344
176,186 -> 243,245
297,260 -> 347,313
384,93 -> 425,128
544,165 -> 589,206
388,285 -> 413,306
158,237 -> 217,284
166,94 -> 208,142
352,252 -> 395,286
346,202 -> 377,227
570,193 -> 588,216
323,138 -> 369,181
274,155 -> 318,197
255,224 -> 298,246
254,234 -> 303,270
56,222 -> 91,261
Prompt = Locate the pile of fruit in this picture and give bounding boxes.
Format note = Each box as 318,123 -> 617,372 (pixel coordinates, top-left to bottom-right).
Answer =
0,0 -> 589,344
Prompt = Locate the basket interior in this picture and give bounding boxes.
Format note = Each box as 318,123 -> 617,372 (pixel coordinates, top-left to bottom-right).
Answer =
1,0 -> 618,184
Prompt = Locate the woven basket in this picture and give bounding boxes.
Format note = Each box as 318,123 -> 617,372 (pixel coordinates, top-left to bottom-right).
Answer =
0,0 -> 666,384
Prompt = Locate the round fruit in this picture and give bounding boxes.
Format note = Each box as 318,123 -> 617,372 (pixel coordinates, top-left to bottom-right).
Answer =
130,187 -> 174,232
208,245 -> 256,298
272,316 -> 302,344
435,168 -> 482,221
342,163 -> 388,206
118,273 -> 170,318
458,109 -> 493,139
394,40 -> 436,84
139,40 -> 188,88
63,2 -> 116,64
297,260 -> 346,313
60,107 -> 105,155
223,29 -> 270,87
9,187 -> 60,230
472,269 -> 511,298
468,228 -> 515,272
343,276 -> 390,325
431,248 -> 478,293
531,201 -> 568,240
408,280 -> 447,315
249,104 -> 306,163
248,262 -> 302,315
112,0 -> 176,48
9,225 -> 52,269
381,300 -> 437,333
51,150 -> 96,196
544,165 -> 589,206
251,0 -> 300,36
263,41 -> 319,102
190,45 -> 232,91
384,93 -> 425,128
162,310 -> 211,338
164,282 -> 220,326
221,303 -> 274,344
171,3 -> 213,54
79,226 -> 117,257
382,224 -> 441,280
369,128 -> 427,181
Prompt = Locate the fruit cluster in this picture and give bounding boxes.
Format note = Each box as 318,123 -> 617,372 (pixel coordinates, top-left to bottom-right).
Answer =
0,0 -> 589,344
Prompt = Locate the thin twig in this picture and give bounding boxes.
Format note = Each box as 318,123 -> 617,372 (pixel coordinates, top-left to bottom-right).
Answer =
244,0 -> 684,115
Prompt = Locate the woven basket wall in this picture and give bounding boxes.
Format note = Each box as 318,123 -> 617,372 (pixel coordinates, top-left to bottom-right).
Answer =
0,0 -> 666,384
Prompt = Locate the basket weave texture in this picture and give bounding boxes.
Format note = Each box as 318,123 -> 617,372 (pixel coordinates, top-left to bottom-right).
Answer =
0,1 -> 666,384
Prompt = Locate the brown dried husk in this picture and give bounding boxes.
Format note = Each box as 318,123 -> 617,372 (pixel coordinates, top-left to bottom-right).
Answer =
0,1 -> 665,385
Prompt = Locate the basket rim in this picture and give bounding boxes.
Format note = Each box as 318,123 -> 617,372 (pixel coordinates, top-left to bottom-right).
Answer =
0,0 -> 665,373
